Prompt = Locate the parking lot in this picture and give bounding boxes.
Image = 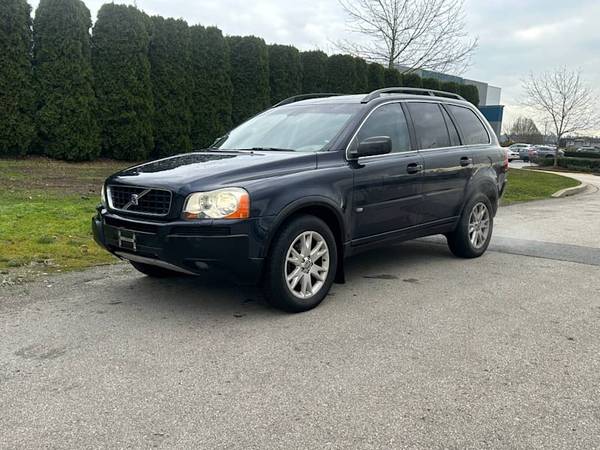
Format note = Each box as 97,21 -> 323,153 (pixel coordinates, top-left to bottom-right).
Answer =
1,172 -> 599,448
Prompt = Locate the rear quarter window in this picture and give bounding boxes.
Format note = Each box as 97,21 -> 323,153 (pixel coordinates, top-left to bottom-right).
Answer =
447,105 -> 490,145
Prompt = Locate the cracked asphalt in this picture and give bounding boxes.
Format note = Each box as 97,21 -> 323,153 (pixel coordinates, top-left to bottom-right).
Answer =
1,170 -> 599,449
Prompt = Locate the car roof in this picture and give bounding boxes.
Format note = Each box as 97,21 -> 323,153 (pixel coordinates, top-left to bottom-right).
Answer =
289,93 -> 473,107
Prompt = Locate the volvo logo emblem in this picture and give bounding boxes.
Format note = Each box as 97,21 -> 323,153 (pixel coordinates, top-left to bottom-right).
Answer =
122,189 -> 151,210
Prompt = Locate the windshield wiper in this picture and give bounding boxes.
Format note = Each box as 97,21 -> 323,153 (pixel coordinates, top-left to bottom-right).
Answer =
236,147 -> 295,152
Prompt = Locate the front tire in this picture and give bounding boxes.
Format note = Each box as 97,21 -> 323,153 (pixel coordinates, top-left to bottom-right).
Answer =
446,193 -> 493,258
263,215 -> 337,313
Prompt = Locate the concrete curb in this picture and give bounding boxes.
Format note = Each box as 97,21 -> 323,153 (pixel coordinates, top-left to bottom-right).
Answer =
552,183 -> 588,198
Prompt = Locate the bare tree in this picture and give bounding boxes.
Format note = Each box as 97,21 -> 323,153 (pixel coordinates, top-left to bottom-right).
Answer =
522,67 -> 599,166
335,0 -> 478,73
508,116 -> 544,144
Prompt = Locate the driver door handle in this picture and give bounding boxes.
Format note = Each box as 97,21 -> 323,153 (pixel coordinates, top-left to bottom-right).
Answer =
407,163 -> 423,174
460,157 -> 473,167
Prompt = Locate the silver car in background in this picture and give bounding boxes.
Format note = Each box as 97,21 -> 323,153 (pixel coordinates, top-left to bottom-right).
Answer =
529,145 -> 564,160
508,143 -> 529,161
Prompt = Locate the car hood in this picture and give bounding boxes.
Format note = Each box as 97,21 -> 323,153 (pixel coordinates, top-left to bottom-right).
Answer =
107,150 -> 317,194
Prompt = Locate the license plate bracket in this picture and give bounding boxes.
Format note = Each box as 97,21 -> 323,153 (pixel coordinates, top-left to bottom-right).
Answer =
118,229 -> 137,251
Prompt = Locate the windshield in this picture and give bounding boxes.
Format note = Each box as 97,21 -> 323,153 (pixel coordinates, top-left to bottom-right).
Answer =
216,103 -> 360,152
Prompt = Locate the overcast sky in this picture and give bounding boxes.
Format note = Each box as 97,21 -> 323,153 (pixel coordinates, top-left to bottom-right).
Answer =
28,0 -> 600,131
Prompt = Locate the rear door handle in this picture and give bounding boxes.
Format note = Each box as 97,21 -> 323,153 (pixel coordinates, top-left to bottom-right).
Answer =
407,163 -> 423,174
460,157 -> 473,167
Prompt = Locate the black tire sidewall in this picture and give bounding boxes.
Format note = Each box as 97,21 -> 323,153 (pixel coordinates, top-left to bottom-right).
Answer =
264,215 -> 338,313
449,193 -> 494,258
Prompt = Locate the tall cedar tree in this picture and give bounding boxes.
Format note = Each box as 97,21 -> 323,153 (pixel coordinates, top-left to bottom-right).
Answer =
401,73 -> 423,88
0,0 -> 35,156
92,4 -> 153,161
228,35 -> 270,126
326,54 -> 357,94
354,57 -> 369,93
383,67 -> 402,87
367,63 -> 385,92
33,0 -> 99,160
268,44 -> 302,104
190,26 -> 232,148
300,50 -> 328,94
459,84 -> 480,105
149,16 -> 192,157
440,81 -> 461,94
422,77 -> 441,90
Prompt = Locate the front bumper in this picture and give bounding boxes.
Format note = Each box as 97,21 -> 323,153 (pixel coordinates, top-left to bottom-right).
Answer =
92,209 -> 265,284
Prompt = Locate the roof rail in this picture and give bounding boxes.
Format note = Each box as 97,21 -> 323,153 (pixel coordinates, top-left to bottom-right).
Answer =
273,93 -> 344,108
361,87 -> 465,103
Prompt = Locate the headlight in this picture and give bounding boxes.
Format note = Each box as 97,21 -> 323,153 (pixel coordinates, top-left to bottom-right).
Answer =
183,188 -> 250,220
100,184 -> 107,207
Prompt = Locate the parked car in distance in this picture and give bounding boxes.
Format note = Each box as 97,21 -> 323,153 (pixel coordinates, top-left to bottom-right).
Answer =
507,148 -> 520,161
509,143 -> 530,161
531,145 -> 564,160
93,88 -> 507,312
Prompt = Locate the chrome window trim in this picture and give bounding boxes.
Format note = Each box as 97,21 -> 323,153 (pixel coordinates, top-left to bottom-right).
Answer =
107,184 -> 173,217
345,99 -> 493,161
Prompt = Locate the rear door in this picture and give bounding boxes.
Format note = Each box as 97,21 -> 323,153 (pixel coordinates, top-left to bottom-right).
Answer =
405,101 -> 472,223
350,102 -> 424,241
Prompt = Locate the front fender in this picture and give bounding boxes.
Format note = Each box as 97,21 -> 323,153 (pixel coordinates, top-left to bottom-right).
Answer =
260,196 -> 347,259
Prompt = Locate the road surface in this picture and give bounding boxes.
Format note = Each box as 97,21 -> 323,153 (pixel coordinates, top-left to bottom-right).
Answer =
1,170 -> 599,449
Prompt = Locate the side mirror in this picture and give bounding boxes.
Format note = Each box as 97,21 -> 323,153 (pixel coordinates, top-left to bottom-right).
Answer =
350,136 -> 392,158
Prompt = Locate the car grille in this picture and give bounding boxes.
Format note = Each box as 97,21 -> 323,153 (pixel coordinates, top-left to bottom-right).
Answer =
108,185 -> 172,216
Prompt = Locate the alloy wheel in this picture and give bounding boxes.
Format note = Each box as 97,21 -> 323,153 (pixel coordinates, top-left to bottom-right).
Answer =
468,202 -> 490,249
285,231 -> 330,299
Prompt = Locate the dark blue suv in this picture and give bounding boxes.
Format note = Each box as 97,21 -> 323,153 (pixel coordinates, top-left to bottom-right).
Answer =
93,88 -> 507,312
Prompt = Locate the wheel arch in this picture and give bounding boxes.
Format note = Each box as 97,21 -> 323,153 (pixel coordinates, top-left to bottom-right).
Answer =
463,176 -> 499,216
262,197 -> 347,282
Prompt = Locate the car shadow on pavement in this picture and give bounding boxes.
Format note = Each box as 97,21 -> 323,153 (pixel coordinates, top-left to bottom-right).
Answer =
105,239 -> 455,318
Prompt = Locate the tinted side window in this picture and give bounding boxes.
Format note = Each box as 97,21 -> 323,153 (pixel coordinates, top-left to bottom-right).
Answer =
356,103 -> 411,153
441,107 -> 461,146
406,103 -> 450,150
447,105 -> 490,145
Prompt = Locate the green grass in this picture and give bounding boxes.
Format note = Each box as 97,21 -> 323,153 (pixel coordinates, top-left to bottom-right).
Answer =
0,157 -> 131,278
502,168 -> 581,205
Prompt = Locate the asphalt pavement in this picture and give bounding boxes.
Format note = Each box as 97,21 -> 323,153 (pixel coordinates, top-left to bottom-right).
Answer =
1,169 -> 599,449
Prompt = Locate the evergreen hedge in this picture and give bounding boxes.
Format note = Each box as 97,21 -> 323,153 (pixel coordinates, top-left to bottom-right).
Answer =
0,2 -> 495,160
33,0 -> 99,161
422,77 -> 441,90
326,54 -> 357,93
268,44 -> 302,104
300,50 -> 328,94
0,0 -> 35,156
228,35 -> 270,126
401,73 -> 422,88
459,84 -> 480,105
149,16 -> 192,157
190,25 -> 232,148
383,67 -> 402,87
367,63 -> 385,92
354,57 -> 369,93
92,4 -> 154,161
440,81 -> 461,95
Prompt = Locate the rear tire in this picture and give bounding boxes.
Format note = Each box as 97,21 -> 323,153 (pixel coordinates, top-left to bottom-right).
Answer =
130,261 -> 180,278
446,193 -> 493,258
263,215 -> 337,313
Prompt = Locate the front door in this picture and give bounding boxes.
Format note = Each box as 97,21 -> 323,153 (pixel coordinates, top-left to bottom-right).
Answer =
350,102 -> 424,241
